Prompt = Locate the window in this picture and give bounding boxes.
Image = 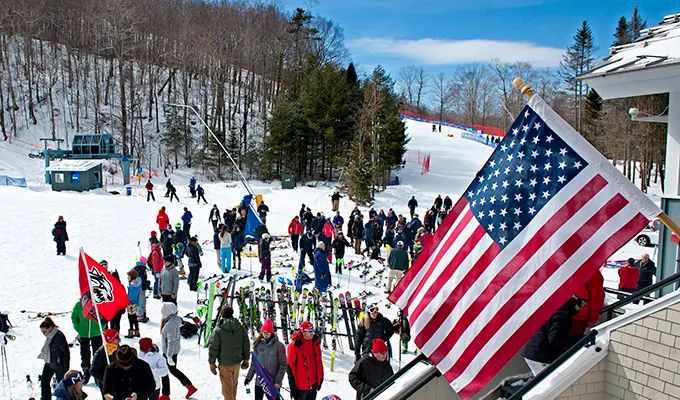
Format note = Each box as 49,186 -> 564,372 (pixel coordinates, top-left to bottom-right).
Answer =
54,173 -> 64,183
94,171 -> 100,182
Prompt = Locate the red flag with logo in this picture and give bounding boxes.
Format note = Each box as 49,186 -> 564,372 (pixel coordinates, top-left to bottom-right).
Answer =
78,248 -> 129,321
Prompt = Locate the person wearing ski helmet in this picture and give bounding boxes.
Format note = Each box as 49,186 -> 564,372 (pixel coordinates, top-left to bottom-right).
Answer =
354,305 -> 396,361
244,319 -> 286,400
287,321 -> 323,400
349,338 -> 394,399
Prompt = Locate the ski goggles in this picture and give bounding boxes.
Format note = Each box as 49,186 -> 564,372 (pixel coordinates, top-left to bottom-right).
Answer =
369,306 -> 379,314
303,328 -> 315,333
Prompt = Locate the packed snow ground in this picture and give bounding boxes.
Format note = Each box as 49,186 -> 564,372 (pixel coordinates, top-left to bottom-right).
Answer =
0,118 -> 656,400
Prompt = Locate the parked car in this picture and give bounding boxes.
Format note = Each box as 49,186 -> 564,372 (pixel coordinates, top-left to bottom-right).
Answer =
635,219 -> 660,247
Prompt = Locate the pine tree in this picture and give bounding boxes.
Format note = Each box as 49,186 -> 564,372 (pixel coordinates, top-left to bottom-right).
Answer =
347,62 -> 358,84
582,89 -> 603,148
162,105 -> 185,168
628,6 -> 647,41
199,129 -> 226,180
560,20 -> 597,131
613,16 -> 629,46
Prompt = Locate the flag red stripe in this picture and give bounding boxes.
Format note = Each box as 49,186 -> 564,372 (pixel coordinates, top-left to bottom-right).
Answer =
440,193 -> 629,380
389,197 -> 468,303
454,212 -> 650,399
413,241 -> 500,348
409,224 -> 490,325
426,174 -> 607,365
402,210 -> 475,311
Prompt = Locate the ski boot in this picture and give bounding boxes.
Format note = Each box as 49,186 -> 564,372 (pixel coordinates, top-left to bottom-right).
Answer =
124,329 -> 135,339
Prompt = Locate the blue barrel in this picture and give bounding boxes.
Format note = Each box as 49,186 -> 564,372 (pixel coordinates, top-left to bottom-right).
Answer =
126,186 -> 132,196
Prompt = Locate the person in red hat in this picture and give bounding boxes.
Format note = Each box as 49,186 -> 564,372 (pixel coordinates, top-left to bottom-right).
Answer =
287,321 -> 323,400
139,338 -> 170,400
245,319 -> 286,400
91,328 -> 120,396
349,338 -> 394,400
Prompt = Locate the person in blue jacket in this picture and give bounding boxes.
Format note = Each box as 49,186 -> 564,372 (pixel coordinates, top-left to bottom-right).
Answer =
363,221 -> 374,253
196,185 -> 207,204
313,242 -> 331,293
332,211 -> 344,234
299,231 -> 316,271
181,207 -> 193,237
189,177 -> 197,197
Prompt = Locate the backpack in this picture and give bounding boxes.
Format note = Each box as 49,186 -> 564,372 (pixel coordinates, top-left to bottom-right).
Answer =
0,312 -> 12,333
180,320 -> 198,338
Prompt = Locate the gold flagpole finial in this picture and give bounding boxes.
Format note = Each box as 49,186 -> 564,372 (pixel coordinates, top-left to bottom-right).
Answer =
512,77 -> 535,98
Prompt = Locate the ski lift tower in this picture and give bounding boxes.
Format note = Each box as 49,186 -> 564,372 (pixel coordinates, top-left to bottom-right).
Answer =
39,137 -> 66,184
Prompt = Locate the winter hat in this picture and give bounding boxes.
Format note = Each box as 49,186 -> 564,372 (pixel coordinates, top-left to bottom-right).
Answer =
161,302 -> 178,320
103,328 -> 119,343
371,338 -> 388,354
113,345 -> 137,368
139,256 -> 147,264
139,337 -> 153,353
150,231 -> 157,237
262,319 -> 275,334
300,320 -> 314,332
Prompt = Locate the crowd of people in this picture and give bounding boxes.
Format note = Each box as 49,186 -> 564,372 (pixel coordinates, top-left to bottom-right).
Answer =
42,188 -> 660,400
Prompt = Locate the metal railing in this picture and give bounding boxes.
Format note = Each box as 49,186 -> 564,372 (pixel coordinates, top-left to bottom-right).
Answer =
600,272 -> 680,320
363,353 -> 428,400
506,330 -> 600,400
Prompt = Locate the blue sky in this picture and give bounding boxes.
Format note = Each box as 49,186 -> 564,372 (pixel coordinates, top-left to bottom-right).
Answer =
282,0 -> 679,76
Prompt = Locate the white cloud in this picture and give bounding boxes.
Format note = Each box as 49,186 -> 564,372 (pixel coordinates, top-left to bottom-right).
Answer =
348,37 -> 564,67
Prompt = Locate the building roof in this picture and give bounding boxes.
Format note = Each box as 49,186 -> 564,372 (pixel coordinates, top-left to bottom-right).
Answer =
579,13 -> 680,99
46,159 -> 103,172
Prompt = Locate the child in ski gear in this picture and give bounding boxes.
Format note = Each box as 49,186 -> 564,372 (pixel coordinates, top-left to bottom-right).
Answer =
208,306 -> 250,400
354,305 -> 396,361
103,345 -> 156,400
219,224 -> 233,273
332,232 -> 351,275
197,185 -> 207,204
185,237 -> 203,291
259,233 -> 272,281
313,241 -> 332,293
244,319 -> 286,399
146,180 -> 156,202
133,259 -> 149,322
288,216 -> 303,253
161,302 -> 198,399
287,321 -> 323,400
53,370 -> 85,400
209,204 -> 221,229
38,317 -> 70,400
52,215 -> 69,255
91,328 -> 119,396
148,243 -> 164,298
160,254 -> 180,304
349,338 -> 394,400
386,241 -> 409,293
139,337 -> 170,400
70,300 -> 102,383
126,269 -> 141,338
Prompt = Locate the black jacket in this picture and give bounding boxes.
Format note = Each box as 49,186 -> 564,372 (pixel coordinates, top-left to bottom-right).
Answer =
52,221 -> 69,243
522,299 -> 578,364
443,197 -> 453,210
103,358 -> 156,400
332,236 -> 351,259
407,198 -> 418,210
352,222 -> 364,240
355,314 -> 395,359
90,346 -> 109,384
186,243 -> 202,268
300,234 -> 316,251
45,329 -> 70,372
349,354 -> 394,400
636,260 -> 657,290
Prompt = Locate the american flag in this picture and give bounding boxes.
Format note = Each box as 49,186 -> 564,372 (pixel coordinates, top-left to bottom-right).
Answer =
389,94 -> 661,399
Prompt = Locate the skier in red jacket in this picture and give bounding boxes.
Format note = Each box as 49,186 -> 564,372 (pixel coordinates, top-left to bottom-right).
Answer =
156,207 -> 170,232
145,180 -> 155,202
288,216 -> 303,253
287,321 -> 323,400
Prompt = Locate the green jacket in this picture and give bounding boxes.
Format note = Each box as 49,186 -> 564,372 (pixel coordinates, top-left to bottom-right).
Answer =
71,301 -> 102,338
387,247 -> 409,271
208,317 -> 249,366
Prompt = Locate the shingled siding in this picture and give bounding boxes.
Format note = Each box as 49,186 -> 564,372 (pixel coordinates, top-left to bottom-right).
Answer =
553,302 -> 680,400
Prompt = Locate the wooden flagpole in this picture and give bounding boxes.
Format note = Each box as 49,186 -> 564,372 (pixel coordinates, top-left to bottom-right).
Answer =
512,76 -> 680,238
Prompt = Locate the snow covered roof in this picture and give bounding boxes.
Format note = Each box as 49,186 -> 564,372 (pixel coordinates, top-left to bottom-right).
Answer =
579,13 -> 680,99
45,159 -> 103,172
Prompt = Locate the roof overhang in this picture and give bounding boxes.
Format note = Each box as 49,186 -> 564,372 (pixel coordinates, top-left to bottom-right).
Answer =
580,61 -> 680,100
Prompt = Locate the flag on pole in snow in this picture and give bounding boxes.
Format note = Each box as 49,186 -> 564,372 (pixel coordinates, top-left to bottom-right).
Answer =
389,93 -> 661,399
252,352 -> 279,400
78,249 -> 129,321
